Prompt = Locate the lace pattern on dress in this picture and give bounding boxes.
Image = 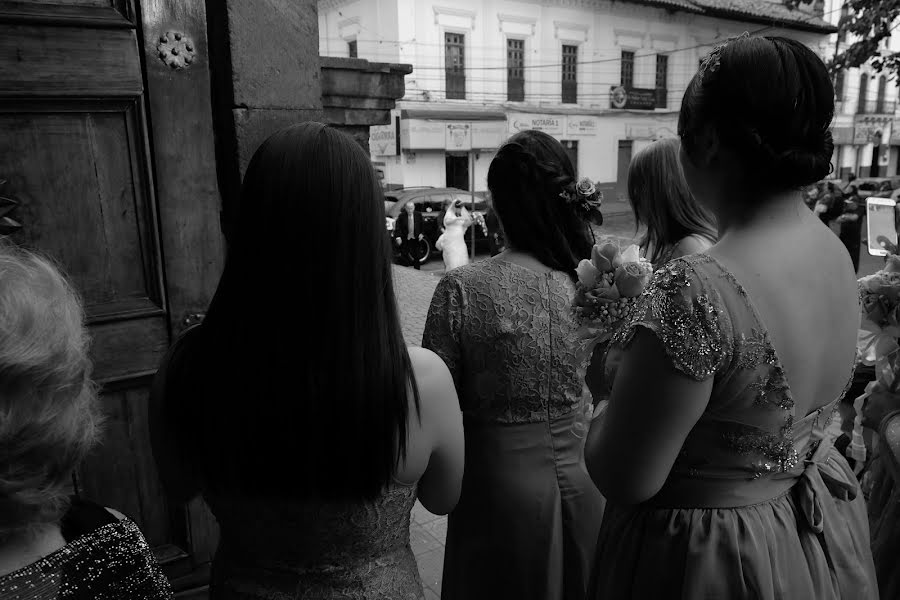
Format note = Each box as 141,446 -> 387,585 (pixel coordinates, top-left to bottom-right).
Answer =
614,256 -> 730,381
423,260 -> 588,424
207,485 -> 423,599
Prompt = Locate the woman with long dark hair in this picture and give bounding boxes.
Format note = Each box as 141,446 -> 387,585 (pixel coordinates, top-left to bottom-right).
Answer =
149,123 -> 464,599
627,137 -> 717,268
423,129 -> 605,600
584,35 -> 877,598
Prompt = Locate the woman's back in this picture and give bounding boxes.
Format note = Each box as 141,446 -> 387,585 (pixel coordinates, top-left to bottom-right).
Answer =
424,254 -> 604,600
708,205 -> 858,418
424,257 -> 585,423
156,331 -> 460,600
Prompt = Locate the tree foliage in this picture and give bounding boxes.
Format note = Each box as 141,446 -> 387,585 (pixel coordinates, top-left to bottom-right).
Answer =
787,0 -> 900,78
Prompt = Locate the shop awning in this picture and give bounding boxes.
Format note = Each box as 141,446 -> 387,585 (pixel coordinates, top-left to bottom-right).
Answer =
401,108 -> 507,122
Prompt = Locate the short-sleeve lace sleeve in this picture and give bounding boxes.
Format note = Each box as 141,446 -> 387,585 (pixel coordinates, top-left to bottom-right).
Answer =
614,257 -> 730,381
422,273 -> 465,389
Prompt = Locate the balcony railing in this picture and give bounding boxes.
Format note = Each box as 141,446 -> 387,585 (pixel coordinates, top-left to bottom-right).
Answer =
858,99 -> 896,115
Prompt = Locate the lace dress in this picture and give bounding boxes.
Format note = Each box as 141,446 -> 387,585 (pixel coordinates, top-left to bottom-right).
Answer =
206,484 -> 422,599
0,498 -> 172,600
423,258 -> 604,600
589,254 -> 878,599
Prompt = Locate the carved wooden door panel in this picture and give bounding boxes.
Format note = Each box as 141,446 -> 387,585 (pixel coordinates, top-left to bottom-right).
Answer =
0,1 -> 224,596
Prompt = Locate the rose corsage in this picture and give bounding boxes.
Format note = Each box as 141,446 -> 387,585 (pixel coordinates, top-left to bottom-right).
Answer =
560,177 -> 603,225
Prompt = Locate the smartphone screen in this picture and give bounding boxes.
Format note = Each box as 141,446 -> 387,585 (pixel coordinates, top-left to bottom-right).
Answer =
867,198 -> 898,256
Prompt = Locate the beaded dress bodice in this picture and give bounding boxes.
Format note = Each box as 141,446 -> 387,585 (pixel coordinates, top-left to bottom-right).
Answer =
613,254 -> 856,480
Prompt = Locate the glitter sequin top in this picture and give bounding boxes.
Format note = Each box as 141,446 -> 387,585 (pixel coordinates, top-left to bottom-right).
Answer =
613,253 -> 856,479
0,499 -> 172,600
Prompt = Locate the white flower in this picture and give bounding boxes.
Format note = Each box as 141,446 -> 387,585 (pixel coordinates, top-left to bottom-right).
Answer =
576,259 -> 601,288
619,244 -> 642,264
576,177 -> 597,197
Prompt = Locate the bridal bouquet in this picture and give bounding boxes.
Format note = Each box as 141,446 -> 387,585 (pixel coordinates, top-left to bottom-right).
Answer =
846,256 -> 900,471
473,212 -> 488,237
573,240 -> 654,342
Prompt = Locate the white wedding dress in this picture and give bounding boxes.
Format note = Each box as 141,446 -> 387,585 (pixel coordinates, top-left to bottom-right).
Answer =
436,207 -> 473,271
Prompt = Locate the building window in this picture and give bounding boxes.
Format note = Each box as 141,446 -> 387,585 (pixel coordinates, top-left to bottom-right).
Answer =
655,54 -> 669,108
445,32 -> 466,100
877,75 -> 887,113
507,38 -> 525,102
621,50 -> 635,88
858,73 -> 869,114
835,70 -> 845,102
838,5 -> 849,44
562,45 -> 578,104
348,39 -> 357,58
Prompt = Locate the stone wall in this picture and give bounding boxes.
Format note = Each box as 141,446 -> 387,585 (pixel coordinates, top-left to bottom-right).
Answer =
206,0 -> 324,240
206,1 -> 410,238
320,56 -> 411,156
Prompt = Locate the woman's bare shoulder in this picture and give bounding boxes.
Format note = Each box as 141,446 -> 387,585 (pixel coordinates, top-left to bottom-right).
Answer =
407,347 -> 453,389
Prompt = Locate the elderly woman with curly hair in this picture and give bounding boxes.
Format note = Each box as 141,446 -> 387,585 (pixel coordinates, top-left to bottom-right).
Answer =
0,245 -> 171,599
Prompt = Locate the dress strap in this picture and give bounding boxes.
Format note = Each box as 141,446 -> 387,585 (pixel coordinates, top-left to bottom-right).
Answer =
60,496 -> 118,542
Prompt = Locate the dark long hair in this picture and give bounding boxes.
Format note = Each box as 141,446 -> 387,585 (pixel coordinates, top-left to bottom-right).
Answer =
487,130 -> 594,274
628,138 -> 717,264
679,35 -> 834,195
180,123 -> 419,501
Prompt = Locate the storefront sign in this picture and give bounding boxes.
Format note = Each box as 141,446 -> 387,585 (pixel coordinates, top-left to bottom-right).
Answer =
854,114 -> 892,145
507,113 -> 564,135
445,123 -> 472,151
830,126 -> 854,145
471,121 -> 506,149
609,86 -> 657,111
369,112 -> 400,157
891,120 -> 900,145
854,123 -> 884,145
565,116 -> 598,136
401,119 -> 446,150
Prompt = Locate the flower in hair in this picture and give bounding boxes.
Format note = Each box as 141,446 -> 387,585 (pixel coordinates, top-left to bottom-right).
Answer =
560,177 -> 603,225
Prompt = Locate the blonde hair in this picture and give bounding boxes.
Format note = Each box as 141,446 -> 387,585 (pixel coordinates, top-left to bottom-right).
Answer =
0,243 -> 101,540
627,138 -> 717,265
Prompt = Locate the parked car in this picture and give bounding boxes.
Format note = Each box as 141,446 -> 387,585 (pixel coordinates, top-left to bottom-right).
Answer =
385,187 -> 491,265
856,177 -> 895,199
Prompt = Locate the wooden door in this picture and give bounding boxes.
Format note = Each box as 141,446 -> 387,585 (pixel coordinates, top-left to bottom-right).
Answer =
0,1 -> 225,596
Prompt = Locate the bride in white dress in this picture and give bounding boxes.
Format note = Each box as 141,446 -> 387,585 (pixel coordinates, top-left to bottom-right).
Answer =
436,200 -> 473,271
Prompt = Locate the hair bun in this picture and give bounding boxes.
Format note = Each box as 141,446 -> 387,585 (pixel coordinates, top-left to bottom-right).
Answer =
769,129 -> 834,189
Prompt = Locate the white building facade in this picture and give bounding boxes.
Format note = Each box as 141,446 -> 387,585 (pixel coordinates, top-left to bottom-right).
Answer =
320,0 -> 835,205
823,0 -> 900,179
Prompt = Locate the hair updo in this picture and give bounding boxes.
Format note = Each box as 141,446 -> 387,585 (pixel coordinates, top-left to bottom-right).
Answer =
679,35 -> 835,193
487,130 -> 595,274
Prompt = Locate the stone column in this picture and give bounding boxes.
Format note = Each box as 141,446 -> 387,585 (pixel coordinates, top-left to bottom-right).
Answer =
320,57 -> 412,156
206,0 -> 324,240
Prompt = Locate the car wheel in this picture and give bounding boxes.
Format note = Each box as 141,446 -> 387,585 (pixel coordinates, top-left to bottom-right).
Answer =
417,238 -> 432,265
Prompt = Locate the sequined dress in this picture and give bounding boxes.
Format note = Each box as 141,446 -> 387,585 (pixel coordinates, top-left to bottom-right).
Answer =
0,498 -> 172,600
423,258 -> 605,600
589,254 -> 878,599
